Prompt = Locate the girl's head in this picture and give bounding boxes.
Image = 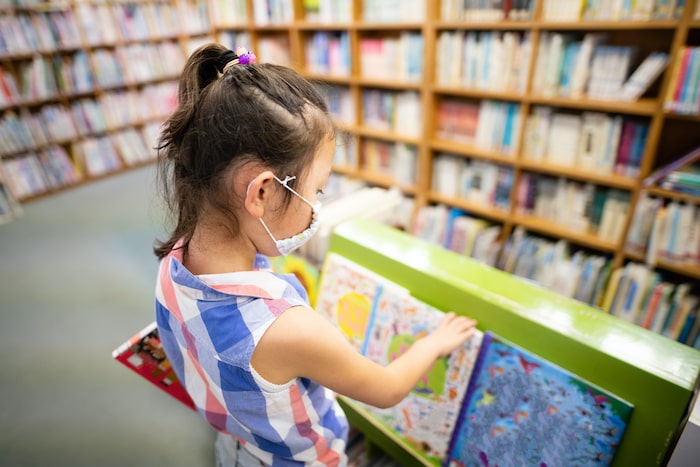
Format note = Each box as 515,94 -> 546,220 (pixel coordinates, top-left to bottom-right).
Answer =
154,43 -> 336,260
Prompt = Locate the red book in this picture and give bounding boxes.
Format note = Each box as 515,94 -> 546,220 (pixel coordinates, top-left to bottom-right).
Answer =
671,47 -> 694,108
614,121 -> 635,176
112,321 -> 195,410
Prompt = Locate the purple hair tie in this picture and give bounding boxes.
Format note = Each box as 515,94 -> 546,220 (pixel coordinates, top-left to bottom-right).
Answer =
222,46 -> 257,72
235,46 -> 257,65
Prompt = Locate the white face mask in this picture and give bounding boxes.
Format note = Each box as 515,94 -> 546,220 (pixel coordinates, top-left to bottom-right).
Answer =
257,175 -> 322,256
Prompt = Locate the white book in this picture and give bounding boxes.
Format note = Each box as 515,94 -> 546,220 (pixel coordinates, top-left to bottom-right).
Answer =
432,154 -> 462,198
543,33 -> 567,97
619,52 -> 670,101
532,32 -> 551,96
570,34 -> 606,99
449,31 -> 464,87
599,115 -> 623,174
687,208 -> 700,265
674,203 -> 695,263
546,113 -> 581,167
646,204 -> 668,265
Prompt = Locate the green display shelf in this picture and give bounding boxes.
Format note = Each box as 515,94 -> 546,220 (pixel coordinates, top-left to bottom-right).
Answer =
327,218 -> 700,466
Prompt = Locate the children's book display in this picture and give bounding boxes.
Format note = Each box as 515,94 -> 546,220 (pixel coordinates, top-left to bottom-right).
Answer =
317,253 -> 634,466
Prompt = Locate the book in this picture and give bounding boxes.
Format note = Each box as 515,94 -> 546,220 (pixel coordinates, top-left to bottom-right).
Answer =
112,321 -> 195,410
643,146 -> 700,188
268,253 -> 321,308
359,286 -> 484,461
315,253 -> 407,352
445,331 -> 633,467
619,52 -> 669,101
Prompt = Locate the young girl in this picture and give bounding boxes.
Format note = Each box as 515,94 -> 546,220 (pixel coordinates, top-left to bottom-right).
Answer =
153,43 -> 478,467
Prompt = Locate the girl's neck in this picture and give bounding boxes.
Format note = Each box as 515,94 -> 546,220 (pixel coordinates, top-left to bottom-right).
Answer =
185,224 -> 256,275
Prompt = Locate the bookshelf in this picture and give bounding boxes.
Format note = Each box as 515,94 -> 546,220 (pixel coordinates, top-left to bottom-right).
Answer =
1,2 -> 699,335
0,0 -> 214,222
210,0 -> 700,349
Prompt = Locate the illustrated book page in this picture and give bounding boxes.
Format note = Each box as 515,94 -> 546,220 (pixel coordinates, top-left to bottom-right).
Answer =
359,285 -> 484,461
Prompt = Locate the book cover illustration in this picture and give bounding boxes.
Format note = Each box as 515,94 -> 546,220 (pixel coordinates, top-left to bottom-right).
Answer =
446,332 -> 633,467
268,253 -> 321,307
361,286 -> 484,460
315,253 -> 407,352
112,321 -> 195,410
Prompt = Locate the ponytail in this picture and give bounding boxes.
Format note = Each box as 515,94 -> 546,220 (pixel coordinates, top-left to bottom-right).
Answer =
155,44 -> 230,259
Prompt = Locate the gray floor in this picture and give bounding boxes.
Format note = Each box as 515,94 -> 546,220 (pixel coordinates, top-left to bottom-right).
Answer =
0,166 -> 215,466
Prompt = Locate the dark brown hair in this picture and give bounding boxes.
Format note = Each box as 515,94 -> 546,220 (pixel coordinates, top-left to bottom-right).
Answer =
153,43 -> 335,260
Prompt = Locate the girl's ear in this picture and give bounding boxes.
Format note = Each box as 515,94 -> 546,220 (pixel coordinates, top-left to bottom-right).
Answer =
244,170 -> 275,218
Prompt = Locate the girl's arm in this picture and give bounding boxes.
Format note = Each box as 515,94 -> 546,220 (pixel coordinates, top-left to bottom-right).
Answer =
252,306 -> 477,408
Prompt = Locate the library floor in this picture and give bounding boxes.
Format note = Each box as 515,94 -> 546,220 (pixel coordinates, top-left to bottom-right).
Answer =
0,166 -> 215,466
0,165 -> 698,466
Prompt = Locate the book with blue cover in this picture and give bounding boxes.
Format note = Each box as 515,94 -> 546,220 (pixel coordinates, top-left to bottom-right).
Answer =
445,332 -> 633,467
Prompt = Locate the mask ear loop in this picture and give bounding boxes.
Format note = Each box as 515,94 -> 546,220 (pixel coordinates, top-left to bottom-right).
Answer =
273,175 -> 316,208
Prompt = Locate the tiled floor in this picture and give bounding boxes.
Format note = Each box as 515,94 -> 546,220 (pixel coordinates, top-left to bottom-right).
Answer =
0,166 -> 215,466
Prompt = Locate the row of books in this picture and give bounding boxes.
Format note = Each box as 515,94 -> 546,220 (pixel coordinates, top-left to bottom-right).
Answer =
499,226 -> 612,304
522,107 -> 649,177
358,34 -> 424,83
517,174 -> 631,242
532,33 -> 668,102
657,161 -> 700,196
361,89 -> 422,136
435,30 -> 532,94
303,0 -> 353,24
0,10 -> 81,56
179,0 -> 211,35
0,43 -> 183,106
626,191 -> 700,267
362,0 -> 426,22
360,139 -> 417,186
0,82 -> 177,157
315,83 -> 355,125
435,99 -> 522,157
3,145 -> 81,199
664,46 -> 700,116
332,132 -> 359,168
211,0 -> 249,26
304,32 -> 351,77
90,43 -> 185,88
252,0 -> 294,25
440,0 -> 537,21
2,125 -> 160,200
432,153 -> 513,211
603,262 -> 699,347
256,35 -> 292,67
408,204 -> 699,348
0,2 -> 192,56
412,206 -> 612,304
412,205 -> 504,267
85,2 -> 181,43
543,0 -> 687,21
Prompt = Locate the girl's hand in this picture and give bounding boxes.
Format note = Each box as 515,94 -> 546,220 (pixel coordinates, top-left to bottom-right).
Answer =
425,312 -> 478,358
